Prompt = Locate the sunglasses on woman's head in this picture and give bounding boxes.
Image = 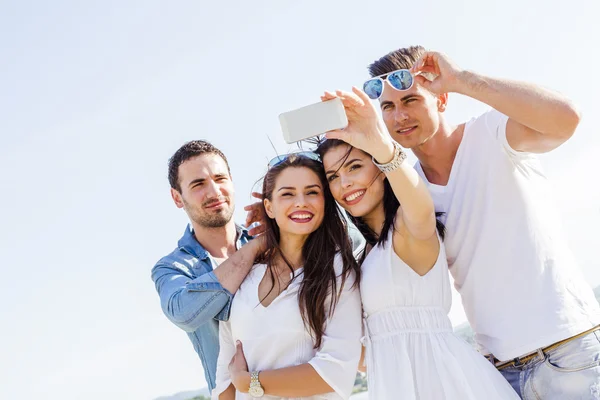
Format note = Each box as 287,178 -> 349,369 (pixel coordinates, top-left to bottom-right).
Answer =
363,69 -> 419,100
267,151 -> 321,168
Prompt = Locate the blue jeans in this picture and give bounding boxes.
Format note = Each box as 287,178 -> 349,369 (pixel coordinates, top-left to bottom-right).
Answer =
499,331 -> 600,399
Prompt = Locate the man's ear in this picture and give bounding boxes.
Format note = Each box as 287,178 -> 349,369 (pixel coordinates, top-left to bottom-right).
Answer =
171,188 -> 185,209
437,92 -> 449,112
264,198 -> 275,219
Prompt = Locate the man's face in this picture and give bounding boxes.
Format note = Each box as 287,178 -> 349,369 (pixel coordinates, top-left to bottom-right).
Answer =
171,154 -> 235,228
379,81 -> 446,149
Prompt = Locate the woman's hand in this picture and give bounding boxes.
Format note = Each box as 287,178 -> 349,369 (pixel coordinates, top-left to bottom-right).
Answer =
244,191 -> 266,237
229,341 -> 251,393
321,87 -> 395,163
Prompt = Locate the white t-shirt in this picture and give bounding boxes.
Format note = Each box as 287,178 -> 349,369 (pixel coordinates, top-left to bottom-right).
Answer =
416,110 -> 600,361
212,254 -> 362,399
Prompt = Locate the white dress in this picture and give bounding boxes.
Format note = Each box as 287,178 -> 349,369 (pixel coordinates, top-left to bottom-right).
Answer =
212,254 -> 362,400
360,230 -> 520,399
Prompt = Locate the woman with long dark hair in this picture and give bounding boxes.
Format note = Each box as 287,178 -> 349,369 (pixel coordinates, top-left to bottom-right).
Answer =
212,154 -> 362,400
315,87 -> 519,399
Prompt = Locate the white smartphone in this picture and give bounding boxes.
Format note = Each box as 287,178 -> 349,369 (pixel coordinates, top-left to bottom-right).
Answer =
279,98 -> 348,144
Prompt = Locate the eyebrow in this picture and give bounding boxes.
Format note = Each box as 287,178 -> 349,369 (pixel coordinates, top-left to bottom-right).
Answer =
325,158 -> 362,175
188,178 -> 205,187
380,94 -> 420,108
187,173 -> 228,187
277,184 -> 322,192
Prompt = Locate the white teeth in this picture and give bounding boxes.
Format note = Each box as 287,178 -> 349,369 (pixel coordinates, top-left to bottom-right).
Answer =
291,213 -> 312,220
345,190 -> 365,202
399,127 -> 414,133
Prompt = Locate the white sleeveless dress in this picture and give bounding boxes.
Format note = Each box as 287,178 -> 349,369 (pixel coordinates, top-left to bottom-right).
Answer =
360,230 -> 519,399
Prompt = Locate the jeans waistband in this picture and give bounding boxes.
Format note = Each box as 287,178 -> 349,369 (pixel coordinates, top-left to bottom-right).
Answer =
488,325 -> 600,370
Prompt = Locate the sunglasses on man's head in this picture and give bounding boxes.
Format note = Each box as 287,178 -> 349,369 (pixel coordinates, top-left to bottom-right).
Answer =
267,151 -> 321,168
363,69 -> 419,100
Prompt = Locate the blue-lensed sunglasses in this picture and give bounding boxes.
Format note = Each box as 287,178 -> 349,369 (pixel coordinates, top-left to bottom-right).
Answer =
363,69 -> 419,100
267,151 -> 321,168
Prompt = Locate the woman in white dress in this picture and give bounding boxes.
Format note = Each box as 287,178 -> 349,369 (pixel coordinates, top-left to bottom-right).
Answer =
316,87 -> 520,400
212,154 -> 362,400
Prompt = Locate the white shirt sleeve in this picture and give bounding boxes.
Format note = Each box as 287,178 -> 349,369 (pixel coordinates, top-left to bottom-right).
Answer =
211,320 -> 236,400
482,109 -> 536,161
308,255 -> 363,399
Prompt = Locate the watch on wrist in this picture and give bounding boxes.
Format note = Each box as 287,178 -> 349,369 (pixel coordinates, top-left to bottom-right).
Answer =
372,140 -> 407,173
248,371 -> 264,398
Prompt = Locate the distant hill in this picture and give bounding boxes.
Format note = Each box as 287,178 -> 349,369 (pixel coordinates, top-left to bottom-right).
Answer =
454,320 -> 476,345
594,285 -> 600,299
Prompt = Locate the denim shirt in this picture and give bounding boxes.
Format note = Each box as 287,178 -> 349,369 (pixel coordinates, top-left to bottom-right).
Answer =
151,224 -> 251,391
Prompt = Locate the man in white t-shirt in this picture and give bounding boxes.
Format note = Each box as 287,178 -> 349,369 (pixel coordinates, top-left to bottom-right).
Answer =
365,46 -> 600,398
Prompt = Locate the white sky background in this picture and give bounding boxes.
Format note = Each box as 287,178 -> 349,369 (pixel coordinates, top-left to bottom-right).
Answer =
0,1 -> 598,399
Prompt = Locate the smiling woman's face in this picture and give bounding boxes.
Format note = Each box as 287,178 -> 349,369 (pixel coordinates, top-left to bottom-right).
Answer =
322,144 -> 385,218
263,166 -> 325,237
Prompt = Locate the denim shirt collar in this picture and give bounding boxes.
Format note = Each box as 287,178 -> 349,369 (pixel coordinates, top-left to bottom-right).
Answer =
177,224 -> 251,259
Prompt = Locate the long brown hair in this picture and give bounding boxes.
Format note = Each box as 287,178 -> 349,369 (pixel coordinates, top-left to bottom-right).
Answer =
256,154 -> 360,348
316,139 -> 445,257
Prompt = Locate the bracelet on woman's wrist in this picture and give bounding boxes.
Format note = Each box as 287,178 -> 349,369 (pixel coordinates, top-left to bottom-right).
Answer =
372,140 -> 407,173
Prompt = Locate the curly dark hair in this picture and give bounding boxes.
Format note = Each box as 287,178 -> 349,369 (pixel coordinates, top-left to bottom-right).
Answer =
168,140 -> 230,192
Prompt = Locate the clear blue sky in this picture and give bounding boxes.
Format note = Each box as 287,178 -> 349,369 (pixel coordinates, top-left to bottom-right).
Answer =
1,1 -> 598,399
